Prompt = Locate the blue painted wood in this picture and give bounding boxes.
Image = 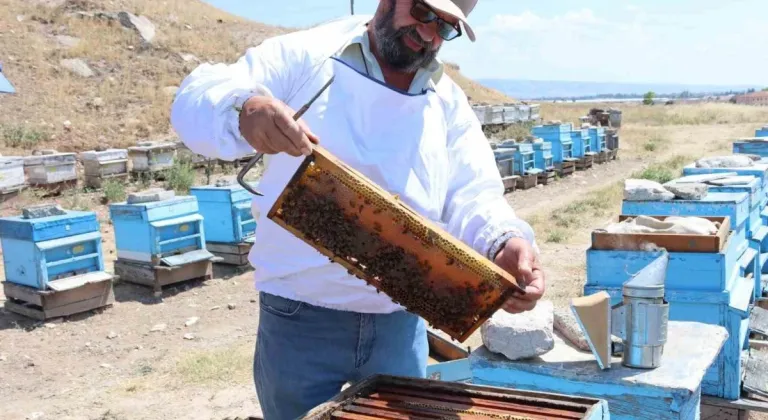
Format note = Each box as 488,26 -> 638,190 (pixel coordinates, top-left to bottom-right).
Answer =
756,128 -> 768,137
190,183 -> 257,244
682,163 -> 768,201
470,321 -> 727,419
584,276 -> 753,400
497,143 -> 538,175
531,142 -> 554,171
0,210 -> 105,290
532,124 -> 574,163
589,127 -> 606,153
733,141 -> 768,157
621,192 -> 751,243
426,359 -> 472,382
108,196 -> 207,263
707,177 -> 761,237
586,234 -> 747,292
569,129 -> 592,158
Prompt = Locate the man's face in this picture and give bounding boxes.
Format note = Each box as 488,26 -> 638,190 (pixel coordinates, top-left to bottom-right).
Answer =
373,0 -> 459,73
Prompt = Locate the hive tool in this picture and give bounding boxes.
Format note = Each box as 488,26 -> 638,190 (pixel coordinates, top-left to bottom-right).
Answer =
571,251 -> 670,370
237,77 -> 335,196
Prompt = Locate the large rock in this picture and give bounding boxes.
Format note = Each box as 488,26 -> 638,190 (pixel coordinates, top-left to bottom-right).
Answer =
60,58 -> 94,78
118,12 -> 156,44
127,188 -> 175,204
663,181 -> 708,200
623,179 -> 674,201
23,204 -> 66,219
695,155 -> 753,168
481,300 -> 554,361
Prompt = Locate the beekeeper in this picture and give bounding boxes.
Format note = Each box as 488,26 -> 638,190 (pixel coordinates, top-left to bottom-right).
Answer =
171,0 -> 545,418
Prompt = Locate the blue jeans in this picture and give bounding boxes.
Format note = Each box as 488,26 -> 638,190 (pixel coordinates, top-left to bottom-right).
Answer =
253,292 -> 428,420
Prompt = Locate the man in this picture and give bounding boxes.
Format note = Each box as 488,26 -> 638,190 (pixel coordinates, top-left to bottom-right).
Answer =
171,0 -> 545,418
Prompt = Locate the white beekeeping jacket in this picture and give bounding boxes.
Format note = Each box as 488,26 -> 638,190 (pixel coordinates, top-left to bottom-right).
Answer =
170,15 -> 537,314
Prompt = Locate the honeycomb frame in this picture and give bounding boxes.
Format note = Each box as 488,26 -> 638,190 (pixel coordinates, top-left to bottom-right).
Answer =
268,146 -> 524,342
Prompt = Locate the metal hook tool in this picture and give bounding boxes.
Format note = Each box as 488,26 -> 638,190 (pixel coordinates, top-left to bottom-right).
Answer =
237,76 -> 335,196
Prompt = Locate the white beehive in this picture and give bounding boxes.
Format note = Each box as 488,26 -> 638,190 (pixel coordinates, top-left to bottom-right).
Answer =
23,151 -> 77,186
128,141 -> 176,173
80,148 -> 129,188
0,157 -> 26,193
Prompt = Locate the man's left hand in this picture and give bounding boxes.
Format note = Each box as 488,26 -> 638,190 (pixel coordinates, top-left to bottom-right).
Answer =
493,237 -> 545,314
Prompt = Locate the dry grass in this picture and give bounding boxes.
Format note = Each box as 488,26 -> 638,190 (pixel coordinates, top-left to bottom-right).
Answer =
0,0 -> 512,157
444,63 -> 514,105
174,343 -> 253,386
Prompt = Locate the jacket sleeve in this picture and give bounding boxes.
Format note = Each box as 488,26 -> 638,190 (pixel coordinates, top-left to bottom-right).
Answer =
441,98 -> 538,261
170,38 -> 295,161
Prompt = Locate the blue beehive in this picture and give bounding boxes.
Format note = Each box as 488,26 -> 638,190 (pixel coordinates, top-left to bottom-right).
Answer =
531,142 -> 554,171
0,205 -> 104,290
508,143 -> 539,176
569,129 -> 592,158
588,127 -> 606,154
493,145 -> 516,178
190,180 -> 257,245
733,138 -> 768,157
531,123 -> 575,164
682,163 -> 768,201
109,191 -> 211,265
757,126 -> 768,137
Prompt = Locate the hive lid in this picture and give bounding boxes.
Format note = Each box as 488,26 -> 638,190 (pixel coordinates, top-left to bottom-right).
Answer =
127,188 -> 176,204
80,149 -> 128,161
0,156 -> 24,167
128,141 -> 176,152
0,207 -> 98,241
24,152 -> 76,166
22,204 -> 67,219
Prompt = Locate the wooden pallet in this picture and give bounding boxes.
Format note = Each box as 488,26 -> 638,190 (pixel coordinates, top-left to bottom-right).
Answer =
537,170 -> 557,185
130,169 -> 171,182
2,272 -> 115,321
516,174 -> 538,190
576,155 -> 594,171
595,151 -> 609,164
114,258 -> 214,295
85,172 -> 130,189
29,179 -> 77,196
0,185 -> 25,203
701,395 -> 768,419
555,161 -> 576,177
207,242 -> 252,266
500,175 -> 519,193
608,149 -> 618,160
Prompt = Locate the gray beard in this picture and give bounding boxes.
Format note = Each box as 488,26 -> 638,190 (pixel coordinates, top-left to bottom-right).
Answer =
372,3 -> 440,73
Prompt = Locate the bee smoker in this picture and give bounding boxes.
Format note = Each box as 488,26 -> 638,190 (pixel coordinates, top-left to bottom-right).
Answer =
572,251 -> 670,369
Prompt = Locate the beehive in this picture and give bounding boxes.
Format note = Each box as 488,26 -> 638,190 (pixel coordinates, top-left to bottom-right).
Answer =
302,374 -> 608,420
0,204 -> 104,290
532,123 -> 574,163
0,156 -> 26,193
532,141 -> 554,171
80,149 -> 129,188
174,141 -> 208,168
23,151 -> 77,186
757,125 -> 768,138
190,178 -> 257,244
268,146 -> 524,342
128,141 -> 176,173
588,127 -> 606,154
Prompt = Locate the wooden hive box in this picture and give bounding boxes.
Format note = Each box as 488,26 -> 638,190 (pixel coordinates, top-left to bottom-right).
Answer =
268,146 -> 524,342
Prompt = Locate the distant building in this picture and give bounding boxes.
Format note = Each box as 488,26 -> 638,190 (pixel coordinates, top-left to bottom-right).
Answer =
0,63 -> 15,94
733,91 -> 768,106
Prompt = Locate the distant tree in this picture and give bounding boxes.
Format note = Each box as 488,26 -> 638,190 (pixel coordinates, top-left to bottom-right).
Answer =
643,91 -> 655,105
748,88 -> 756,93
763,87 -> 768,92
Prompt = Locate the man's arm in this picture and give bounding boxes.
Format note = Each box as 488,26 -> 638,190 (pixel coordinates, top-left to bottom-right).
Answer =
170,38 -> 295,161
441,99 -> 538,261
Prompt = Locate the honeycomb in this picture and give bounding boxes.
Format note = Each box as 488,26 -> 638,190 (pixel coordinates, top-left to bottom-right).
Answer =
268,146 -> 524,342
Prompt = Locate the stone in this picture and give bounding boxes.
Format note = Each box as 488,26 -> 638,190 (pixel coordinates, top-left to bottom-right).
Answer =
672,173 -> 737,184
26,412 -> 45,420
707,176 -> 756,186
55,35 -> 80,49
23,204 -> 66,219
184,317 -> 199,327
480,300 -> 554,361
663,181 -> 708,200
150,323 -> 166,332
100,363 -> 112,369
695,155 -> 753,168
117,12 -> 156,43
89,97 -> 104,108
179,53 -> 199,63
183,333 -> 195,340
215,176 -> 237,187
0,354 -> 6,362
127,188 -> 175,204
227,303 -> 236,310
60,58 -> 94,78
107,331 -> 118,339
44,323 -> 57,329
623,179 -> 674,201
210,306 -> 221,311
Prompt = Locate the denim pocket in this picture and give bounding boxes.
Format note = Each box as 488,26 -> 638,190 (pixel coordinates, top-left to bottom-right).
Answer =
259,292 -> 304,317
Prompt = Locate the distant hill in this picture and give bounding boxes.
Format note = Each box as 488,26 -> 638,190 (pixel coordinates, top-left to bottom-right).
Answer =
479,79 -> 763,101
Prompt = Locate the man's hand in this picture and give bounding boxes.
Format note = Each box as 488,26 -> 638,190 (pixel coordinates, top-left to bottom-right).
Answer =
239,96 -> 319,157
493,237 -> 545,314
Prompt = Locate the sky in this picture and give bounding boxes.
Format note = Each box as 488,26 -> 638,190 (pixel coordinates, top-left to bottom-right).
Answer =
203,0 -> 768,86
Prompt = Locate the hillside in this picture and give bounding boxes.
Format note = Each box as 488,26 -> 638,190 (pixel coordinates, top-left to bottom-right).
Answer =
0,0 -> 513,156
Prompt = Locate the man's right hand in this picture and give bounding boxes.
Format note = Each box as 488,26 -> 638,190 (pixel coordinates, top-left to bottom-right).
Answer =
239,96 -> 319,157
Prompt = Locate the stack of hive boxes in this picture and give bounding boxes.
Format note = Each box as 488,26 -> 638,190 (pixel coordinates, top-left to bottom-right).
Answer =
531,123 -> 576,176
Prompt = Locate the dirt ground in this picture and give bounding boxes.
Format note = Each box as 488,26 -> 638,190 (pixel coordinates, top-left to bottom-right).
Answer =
1,104 -> 768,419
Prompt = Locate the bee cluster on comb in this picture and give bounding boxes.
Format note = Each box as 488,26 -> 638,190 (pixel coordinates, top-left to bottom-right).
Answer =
269,146 -> 524,342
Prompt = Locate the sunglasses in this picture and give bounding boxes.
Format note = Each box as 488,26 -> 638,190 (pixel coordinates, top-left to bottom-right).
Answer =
410,1 -> 462,41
